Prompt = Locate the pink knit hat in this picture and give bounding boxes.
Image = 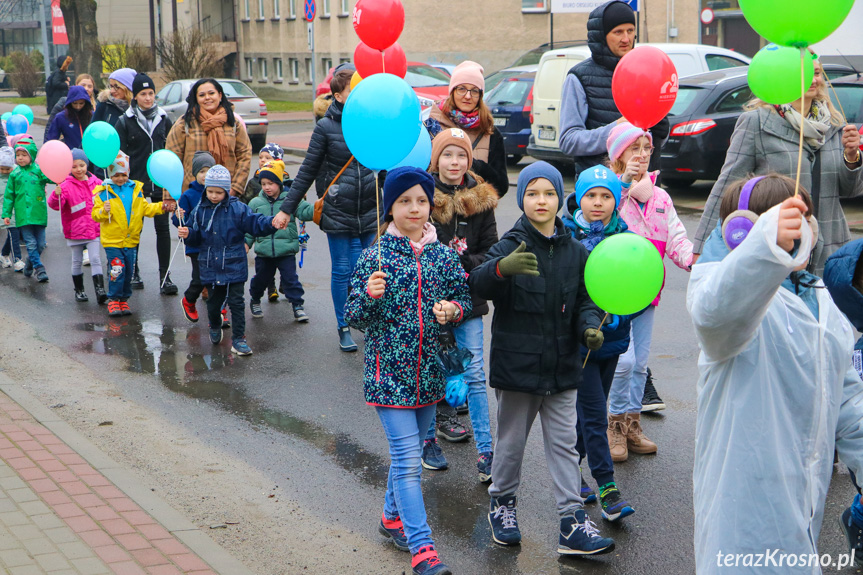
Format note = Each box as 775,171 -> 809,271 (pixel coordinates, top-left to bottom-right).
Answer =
449,61 -> 485,94
606,122 -> 653,162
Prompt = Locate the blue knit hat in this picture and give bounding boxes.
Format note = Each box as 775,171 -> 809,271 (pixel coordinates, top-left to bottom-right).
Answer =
382,166 -> 435,217
575,165 -> 622,208
71,148 -> 88,165
260,143 -> 284,160
516,161 -> 565,212
204,164 -> 232,192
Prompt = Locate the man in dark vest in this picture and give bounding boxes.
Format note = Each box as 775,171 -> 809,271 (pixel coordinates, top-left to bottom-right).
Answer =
559,0 -> 669,180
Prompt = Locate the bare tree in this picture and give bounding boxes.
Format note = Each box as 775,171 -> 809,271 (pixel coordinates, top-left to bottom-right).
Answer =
99,36 -> 156,73
155,28 -> 223,82
60,0 -> 102,88
9,51 -> 41,98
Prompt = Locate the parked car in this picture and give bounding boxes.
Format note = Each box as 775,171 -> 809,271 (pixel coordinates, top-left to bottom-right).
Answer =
661,65 -> 860,187
506,41 -> 587,69
156,79 -> 268,150
485,65 -> 538,94
527,43 -> 753,166
429,63 -> 456,77
486,70 -> 535,165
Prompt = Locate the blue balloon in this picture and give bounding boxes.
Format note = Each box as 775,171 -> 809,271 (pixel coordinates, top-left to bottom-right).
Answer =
392,125 -> 432,170
146,149 -> 185,201
342,73 -> 421,172
6,114 -> 29,137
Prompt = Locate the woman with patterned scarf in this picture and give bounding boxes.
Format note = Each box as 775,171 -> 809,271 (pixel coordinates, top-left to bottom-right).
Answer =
694,54 -> 863,275
424,61 -> 509,198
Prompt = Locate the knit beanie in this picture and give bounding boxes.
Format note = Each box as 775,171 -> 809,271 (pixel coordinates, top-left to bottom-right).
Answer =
260,142 -> 284,161
204,164 -> 232,192
430,128 -> 473,172
132,73 -> 155,98
259,160 -> 286,186
0,146 -> 14,168
606,122 -> 652,162
382,166 -> 435,217
71,148 -> 88,165
107,151 -> 130,177
602,1 -> 636,35
516,161 -> 564,212
192,151 -> 216,178
449,61 -> 485,93
575,165 -> 622,208
109,68 -> 137,92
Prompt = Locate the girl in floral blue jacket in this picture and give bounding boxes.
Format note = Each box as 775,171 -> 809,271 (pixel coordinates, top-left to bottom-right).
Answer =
345,166 -> 471,575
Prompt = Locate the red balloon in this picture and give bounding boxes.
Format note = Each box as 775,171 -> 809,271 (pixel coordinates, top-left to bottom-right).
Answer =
354,41 -> 407,79
611,46 -> 679,130
352,0 -> 404,51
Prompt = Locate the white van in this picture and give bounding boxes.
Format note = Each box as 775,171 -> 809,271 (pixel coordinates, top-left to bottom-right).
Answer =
527,43 -> 751,165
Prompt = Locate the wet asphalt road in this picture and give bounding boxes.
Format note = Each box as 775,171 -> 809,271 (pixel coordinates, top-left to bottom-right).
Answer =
2,136 -> 862,573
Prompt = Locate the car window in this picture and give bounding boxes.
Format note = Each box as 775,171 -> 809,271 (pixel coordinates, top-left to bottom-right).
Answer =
156,84 -> 171,106
486,79 -> 532,107
163,84 -> 181,105
666,53 -> 700,78
669,86 -> 704,116
536,58 -> 570,100
222,81 -> 257,98
485,71 -> 508,93
510,49 -> 544,68
706,54 -> 748,72
831,84 -> 863,125
405,65 -> 450,88
714,86 -> 753,113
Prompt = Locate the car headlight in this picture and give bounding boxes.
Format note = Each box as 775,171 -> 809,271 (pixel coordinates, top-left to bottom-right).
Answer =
417,97 -> 434,109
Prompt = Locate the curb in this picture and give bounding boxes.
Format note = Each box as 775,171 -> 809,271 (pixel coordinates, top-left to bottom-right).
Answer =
0,370 -> 257,575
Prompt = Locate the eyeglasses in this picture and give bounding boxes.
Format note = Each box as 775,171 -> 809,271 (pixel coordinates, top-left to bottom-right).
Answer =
454,86 -> 481,98
109,83 -> 123,91
627,144 -> 655,155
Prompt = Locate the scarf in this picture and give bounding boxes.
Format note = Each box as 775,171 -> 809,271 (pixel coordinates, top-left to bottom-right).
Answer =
197,107 -> 230,164
387,221 -> 438,253
110,97 -> 130,113
139,105 -> 159,121
777,99 -> 832,150
572,210 -> 625,252
440,100 -> 480,131
626,172 -> 657,203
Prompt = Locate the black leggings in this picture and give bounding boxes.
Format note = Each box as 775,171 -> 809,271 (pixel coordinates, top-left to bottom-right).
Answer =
135,196 -> 171,278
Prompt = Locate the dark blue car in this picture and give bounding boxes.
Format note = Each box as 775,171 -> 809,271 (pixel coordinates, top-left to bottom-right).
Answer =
486,70 -> 536,166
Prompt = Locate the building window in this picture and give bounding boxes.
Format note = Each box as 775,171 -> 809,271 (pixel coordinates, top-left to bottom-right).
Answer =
244,0 -> 250,19
290,58 -> 299,82
322,0 -> 330,17
521,0 -> 548,12
275,58 -> 283,80
259,58 -> 268,80
288,0 -> 296,18
305,58 -> 313,84
340,0 -> 349,15
339,57 -> 351,64
273,0 -> 280,18
322,57 -> 333,74
245,58 -> 254,79
258,0 -> 265,18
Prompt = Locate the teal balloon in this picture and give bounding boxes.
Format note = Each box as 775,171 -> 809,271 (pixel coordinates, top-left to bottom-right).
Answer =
584,234 -> 664,316
748,44 -> 815,105
147,150 -> 185,201
342,73 -> 421,171
392,125 -> 432,170
1,112 -> 11,122
12,105 -> 33,126
5,115 -> 29,137
82,121 -> 120,168
739,0 -> 854,48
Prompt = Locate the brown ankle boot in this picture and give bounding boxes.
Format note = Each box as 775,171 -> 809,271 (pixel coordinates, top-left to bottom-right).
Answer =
625,412 -> 657,454
607,413 -> 628,462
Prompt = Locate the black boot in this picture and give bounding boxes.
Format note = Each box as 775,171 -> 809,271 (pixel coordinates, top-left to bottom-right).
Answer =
160,271 -> 178,295
73,274 -> 88,302
130,260 -> 144,290
92,274 -> 108,305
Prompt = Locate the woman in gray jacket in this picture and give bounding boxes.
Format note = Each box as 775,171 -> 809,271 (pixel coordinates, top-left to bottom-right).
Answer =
693,58 -> 863,275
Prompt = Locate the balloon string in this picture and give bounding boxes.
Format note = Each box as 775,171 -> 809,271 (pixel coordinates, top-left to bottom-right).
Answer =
821,65 -> 848,124
794,48 -> 806,199
583,312 -> 609,368
374,170 -> 381,271
381,50 -> 386,74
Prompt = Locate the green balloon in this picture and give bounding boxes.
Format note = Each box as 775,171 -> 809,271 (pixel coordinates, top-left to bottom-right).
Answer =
82,121 -> 121,168
12,104 -> 33,126
739,0 -> 854,48
0,112 -> 10,122
584,234 -> 664,316
748,44 -> 815,106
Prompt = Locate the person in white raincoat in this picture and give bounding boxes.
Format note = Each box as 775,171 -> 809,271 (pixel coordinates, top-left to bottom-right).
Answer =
687,174 -> 863,575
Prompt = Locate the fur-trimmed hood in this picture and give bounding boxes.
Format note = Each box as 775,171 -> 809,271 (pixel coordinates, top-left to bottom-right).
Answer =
432,172 -> 498,224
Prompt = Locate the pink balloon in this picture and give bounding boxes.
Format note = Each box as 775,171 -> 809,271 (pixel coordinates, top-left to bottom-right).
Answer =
36,140 -> 73,185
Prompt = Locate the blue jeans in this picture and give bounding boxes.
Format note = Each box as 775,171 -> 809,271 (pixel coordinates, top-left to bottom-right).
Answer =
2,227 -> 21,260
609,305 -> 656,415
376,404 -> 437,554
18,225 -> 46,270
576,356 -> 619,487
424,318 -> 493,454
104,247 -> 137,300
327,232 -> 375,328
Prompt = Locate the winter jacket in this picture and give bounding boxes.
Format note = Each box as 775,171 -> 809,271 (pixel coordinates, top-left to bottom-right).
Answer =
0,173 -> 12,228
246,186 -> 313,258
279,101 -> 381,236
688,206 -> 863,575
45,56 -> 69,113
430,172 -> 498,317
45,86 -> 92,150
344,228 -> 472,407
694,106 -> 863,275
116,105 -> 173,200
172,181 -> 205,256
166,115 -> 252,198
48,173 -> 101,240
426,106 -> 509,198
470,214 -> 603,395
184,191 -> 276,285
824,239 -> 863,352
92,90 -> 129,128
1,141 -> 52,227
92,180 -> 164,248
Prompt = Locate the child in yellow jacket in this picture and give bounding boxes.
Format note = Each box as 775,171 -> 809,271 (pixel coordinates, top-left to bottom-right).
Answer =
92,151 -> 175,317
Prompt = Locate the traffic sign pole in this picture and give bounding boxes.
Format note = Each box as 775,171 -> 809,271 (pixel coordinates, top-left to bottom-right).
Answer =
304,0 -> 316,101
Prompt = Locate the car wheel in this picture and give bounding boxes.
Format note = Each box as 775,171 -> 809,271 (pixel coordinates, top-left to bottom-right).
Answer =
663,176 -> 695,189
250,135 -> 267,153
506,154 -> 524,166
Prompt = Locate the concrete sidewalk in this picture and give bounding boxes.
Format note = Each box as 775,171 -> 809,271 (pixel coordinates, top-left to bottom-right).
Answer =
0,372 -> 254,575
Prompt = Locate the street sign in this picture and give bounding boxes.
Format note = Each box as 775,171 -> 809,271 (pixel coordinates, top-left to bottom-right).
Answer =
552,0 -> 637,13
307,22 -> 314,51
304,0 -> 316,22
700,8 -> 714,25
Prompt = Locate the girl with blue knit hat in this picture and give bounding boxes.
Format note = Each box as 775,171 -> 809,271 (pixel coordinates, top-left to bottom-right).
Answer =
344,166 -> 471,575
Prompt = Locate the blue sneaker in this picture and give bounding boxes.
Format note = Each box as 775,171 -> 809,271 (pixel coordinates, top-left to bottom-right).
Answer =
209,327 -> 222,345
411,545 -> 451,575
558,509 -> 615,556
581,477 -> 597,504
231,338 -> 253,356
840,507 -> 863,566
488,495 -> 521,546
477,451 -> 493,483
421,439 -> 447,471
378,514 -> 409,552
599,482 -> 634,522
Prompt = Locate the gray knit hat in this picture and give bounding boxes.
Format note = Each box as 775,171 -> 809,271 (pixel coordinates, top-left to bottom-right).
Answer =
0,146 -> 14,168
71,148 -> 88,165
192,151 -> 216,178
204,164 -> 232,192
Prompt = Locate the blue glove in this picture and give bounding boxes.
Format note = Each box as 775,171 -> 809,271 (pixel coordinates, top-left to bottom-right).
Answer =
445,375 -> 468,408
603,314 -> 620,332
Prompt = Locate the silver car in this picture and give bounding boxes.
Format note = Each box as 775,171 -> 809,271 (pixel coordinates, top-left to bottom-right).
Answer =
155,78 -> 268,150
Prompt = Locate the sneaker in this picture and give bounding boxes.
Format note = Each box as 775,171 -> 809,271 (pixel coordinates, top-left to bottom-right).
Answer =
221,308 -> 230,329
558,510 -> 615,556
599,482 -> 635,522
209,327 -> 222,345
421,439 -> 448,471
13,258 -> 25,272
411,545 -> 451,575
23,260 -> 33,277
436,413 -> 469,443
840,497 -> 863,566
488,495 -> 521,546
641,368 -> 666,412
293,304 -> 309,323
107,301 -> 123,317
580,478 -> 597,504
378,514 -> 409,552
250,301 -> 263,318
268,286 -> 279,302
35,266 -> 49,283
455,403 -> 469,415
130,270 -> 144,290
160,273 -> 178,295
181,297 -> 199,322
119,301 -> 131,316
0,255 -> 11,268
82,248 -> 90,266
477,451 -> 493,483
338,326 -> 357,352
231,338 -> 253,356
